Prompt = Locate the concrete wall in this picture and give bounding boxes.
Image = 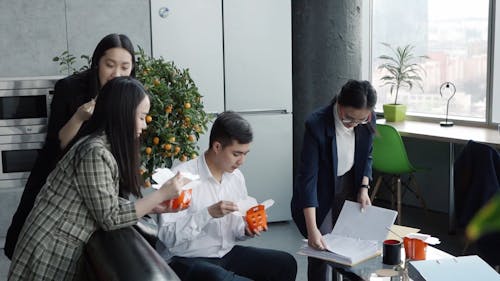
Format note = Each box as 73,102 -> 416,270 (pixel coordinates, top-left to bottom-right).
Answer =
0,0 -> 151,77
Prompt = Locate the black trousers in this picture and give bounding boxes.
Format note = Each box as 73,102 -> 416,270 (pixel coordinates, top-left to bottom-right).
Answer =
169,245 -> 297,281
308,169 -> 356,281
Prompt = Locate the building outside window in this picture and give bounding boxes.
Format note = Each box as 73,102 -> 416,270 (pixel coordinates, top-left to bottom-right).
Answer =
370,0 -> 489,122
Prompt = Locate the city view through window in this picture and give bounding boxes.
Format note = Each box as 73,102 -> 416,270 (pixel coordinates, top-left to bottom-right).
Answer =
371,0 -> 489,121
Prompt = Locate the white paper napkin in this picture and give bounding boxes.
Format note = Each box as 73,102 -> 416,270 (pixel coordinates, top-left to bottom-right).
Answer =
151,168 -> 201,190
234,198 -> 275,216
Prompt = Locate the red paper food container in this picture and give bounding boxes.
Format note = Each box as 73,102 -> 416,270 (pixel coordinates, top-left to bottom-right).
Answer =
245,204 -> 267,232
163,189 -> 192,209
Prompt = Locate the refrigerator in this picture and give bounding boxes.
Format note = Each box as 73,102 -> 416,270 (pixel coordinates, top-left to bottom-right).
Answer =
151,0 -> 292,221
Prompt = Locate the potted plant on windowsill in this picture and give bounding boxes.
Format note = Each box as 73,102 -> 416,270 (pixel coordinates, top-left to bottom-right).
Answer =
377,43 -> 427,122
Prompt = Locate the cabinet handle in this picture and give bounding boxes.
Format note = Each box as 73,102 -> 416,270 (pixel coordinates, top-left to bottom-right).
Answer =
158,7 -> 170,18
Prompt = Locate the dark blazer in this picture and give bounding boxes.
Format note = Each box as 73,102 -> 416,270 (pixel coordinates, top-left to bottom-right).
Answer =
454,140 -> 500,228
4,69 -> 99,259
291,103 -> 376,238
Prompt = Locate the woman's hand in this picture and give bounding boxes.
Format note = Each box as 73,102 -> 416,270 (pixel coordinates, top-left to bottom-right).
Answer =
75,99 -> 95,122
307,227 -> 326,250
358,187 -> 372,210
159,172 -> 190,201
150,202 -> 188,214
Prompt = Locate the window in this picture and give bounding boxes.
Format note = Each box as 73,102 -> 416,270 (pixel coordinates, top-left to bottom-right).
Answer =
369,0 -> 489,122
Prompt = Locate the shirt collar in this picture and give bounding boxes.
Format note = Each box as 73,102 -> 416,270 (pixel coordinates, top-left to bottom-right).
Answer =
333,103 -> 354,133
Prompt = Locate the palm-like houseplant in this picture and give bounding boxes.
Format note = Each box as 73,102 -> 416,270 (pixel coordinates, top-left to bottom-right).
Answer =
377,43 -> 427,121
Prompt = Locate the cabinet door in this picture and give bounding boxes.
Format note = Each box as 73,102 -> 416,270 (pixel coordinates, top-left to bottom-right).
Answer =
223,0 -> 292,112
0,0 -> 66,77
66,0 -> 151,70
151,0 -> 224,114
238,113 -> 293,222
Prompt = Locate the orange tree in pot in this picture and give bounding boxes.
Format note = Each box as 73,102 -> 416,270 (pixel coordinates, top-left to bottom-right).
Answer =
135,47 -> 211,186
377,43 -> 427,122
53,48 -> 212,187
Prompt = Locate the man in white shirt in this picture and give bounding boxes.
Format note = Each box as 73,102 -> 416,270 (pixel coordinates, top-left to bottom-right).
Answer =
157,111 -> 297,281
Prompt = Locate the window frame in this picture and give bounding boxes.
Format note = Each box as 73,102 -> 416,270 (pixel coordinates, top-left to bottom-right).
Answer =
362,0 -> 498,128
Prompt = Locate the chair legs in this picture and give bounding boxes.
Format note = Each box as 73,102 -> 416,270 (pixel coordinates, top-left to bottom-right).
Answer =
370,177 -> 383,202
406,173 -> 428,214
370,173 -> 428,225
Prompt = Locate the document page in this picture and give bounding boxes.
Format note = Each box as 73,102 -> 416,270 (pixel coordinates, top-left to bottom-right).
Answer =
331,200 -> 398,247
298,201 -> 398,266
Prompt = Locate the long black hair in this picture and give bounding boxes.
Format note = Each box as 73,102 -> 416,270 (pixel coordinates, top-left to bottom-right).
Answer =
76,33 -> 136,100
333,79 -> 377,110
91,33 -> 136,77
71,77 -> 148,197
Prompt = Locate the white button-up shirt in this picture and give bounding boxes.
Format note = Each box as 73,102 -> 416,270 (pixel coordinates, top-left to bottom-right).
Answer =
157,153 -> 248,260
333,104 -> 355,176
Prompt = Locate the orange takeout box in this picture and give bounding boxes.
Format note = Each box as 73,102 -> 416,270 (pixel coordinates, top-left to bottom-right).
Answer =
163,189 -> 192,209
245,204 -> 268,232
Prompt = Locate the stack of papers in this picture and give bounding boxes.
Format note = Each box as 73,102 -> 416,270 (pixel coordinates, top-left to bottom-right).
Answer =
298,201 -> 398,266
299,234 -> 379,266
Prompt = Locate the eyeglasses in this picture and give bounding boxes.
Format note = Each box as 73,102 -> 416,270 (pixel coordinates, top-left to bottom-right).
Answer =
341,118 -> 370,125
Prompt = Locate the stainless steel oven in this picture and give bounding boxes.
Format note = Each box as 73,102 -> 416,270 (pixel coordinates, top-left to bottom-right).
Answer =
0,77 -> 60,189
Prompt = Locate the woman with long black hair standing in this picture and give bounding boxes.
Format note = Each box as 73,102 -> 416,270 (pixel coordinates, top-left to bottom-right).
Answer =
4,33 -> 137,259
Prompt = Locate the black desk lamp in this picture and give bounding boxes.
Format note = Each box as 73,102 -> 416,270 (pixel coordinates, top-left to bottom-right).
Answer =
440,82 -> 456,127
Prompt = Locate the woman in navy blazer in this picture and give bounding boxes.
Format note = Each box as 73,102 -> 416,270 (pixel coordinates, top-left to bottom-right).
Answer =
291,80 -> 377,281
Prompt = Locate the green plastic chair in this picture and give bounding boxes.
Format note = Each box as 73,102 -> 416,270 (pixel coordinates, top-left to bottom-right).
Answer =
370,124 -> 428,224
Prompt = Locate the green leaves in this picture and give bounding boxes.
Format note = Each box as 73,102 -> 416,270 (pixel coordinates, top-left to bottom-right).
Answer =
53,51 -> 90,75
53,47 -> 212,186
135,47 -> 212,184
377,43 -> 428,104
467,193 -> 500,240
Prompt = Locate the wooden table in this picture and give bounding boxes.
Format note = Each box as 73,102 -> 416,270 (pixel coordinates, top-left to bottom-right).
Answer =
377,119 -> 500,232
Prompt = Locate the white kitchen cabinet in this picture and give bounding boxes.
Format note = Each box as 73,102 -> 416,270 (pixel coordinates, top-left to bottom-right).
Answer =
151,0 -> 292,221
150,0 -> 224,114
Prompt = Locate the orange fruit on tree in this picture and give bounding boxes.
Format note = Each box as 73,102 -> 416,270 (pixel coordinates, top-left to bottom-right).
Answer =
187,135 -> 196,142
153,137 -> 160,145
174,146 -> 181,153
146,115 -> 153,123
153,79 -> 161,86
184,102 -> 191,109
168,136 -> 176,143
165,105 -> 173,113
191,153 -> 197,159
180,155 -> 188,162
163,143 -> 172,150
145,147 -> 152,155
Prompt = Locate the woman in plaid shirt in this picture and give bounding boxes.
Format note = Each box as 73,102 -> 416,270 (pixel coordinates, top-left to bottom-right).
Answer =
8,77 -> 189,280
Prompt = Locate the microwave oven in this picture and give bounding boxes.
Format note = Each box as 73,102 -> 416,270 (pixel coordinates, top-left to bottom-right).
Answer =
0,78 -> 59,127
0,77 -> 59,189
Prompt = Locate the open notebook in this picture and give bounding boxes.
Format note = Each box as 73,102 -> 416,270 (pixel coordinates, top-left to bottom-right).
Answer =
298,200 -> 398,266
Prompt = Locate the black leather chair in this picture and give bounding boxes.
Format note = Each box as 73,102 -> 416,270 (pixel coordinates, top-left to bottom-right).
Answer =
81,225 -> 180,281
